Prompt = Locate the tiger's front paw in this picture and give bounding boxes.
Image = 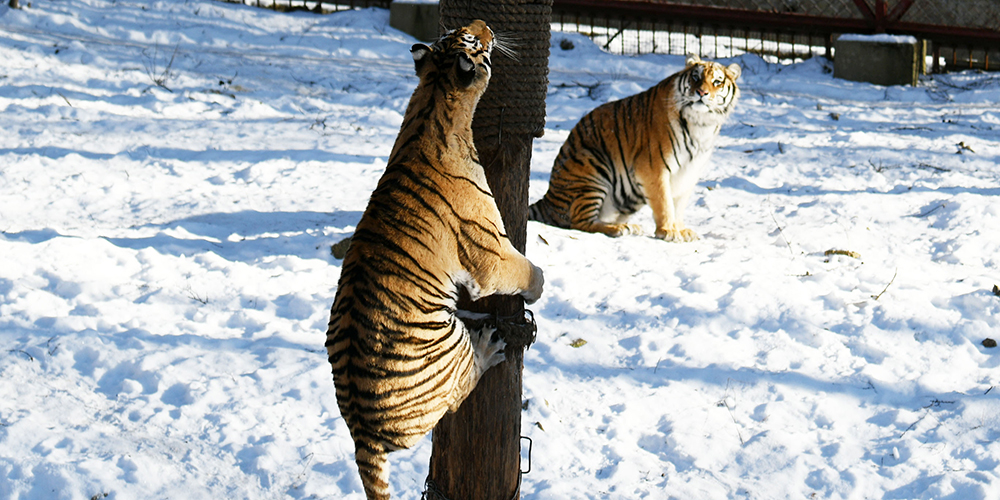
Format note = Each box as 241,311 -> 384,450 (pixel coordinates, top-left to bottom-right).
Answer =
521,263 -> 544,305
655,227 -> 700,242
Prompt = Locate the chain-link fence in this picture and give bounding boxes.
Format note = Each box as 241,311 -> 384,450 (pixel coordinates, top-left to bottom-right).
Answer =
643,0 -> 862,18
220,0 -> 388,13
625,0 -> 1000,31
220,0 -> 1000,72
549,0 -> 1000,71
901,0 -> 999,31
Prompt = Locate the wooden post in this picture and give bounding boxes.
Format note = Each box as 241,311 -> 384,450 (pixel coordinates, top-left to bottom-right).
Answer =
426,1 -> 551,499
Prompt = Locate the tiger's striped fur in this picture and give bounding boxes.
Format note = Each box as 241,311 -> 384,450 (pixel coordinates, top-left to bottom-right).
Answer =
325,20 -> 544,500
529,55 -> 741,241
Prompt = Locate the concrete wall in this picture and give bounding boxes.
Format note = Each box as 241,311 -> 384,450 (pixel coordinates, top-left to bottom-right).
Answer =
834,35 -> 920,86
389,1 -> 439,43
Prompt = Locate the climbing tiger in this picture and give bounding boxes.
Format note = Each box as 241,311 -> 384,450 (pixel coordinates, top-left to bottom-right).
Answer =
325,20 -> 543,500
529,54 -> 741,241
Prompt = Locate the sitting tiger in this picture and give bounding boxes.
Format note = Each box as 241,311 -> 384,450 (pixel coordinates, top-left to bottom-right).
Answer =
325,20 -> 544,500
529,54 -> 741,241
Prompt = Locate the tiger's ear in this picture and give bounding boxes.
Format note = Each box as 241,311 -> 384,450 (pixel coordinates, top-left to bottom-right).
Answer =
411,44 -> 432,71
455,52 -> 477,86
685,54 -> 701,67
726,63 -> 742,81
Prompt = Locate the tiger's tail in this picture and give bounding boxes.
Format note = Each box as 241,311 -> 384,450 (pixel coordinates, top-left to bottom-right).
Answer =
528,196 -> 569,228
355,441 -> 391,500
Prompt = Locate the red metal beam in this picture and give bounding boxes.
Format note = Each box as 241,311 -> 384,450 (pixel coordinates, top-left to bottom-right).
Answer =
875,0 -> 887,21
851,0 -> 877,22
887,0 -> 916,23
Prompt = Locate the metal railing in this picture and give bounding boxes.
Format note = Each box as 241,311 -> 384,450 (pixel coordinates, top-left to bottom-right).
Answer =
552,13 -> 833,64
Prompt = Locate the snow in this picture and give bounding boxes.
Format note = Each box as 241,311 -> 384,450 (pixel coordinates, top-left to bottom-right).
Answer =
2,1 -> 999,499
837,34 -> 920,44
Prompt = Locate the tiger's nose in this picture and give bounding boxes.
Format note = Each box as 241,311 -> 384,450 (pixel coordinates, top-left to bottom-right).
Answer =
696,88 -> 709,97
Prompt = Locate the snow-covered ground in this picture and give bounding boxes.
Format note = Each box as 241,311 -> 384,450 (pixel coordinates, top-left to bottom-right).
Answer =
2,1 -> 999,499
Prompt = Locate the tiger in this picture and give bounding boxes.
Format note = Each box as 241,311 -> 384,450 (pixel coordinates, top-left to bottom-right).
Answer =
529,54 -> 741,242
324,20 -> 544,500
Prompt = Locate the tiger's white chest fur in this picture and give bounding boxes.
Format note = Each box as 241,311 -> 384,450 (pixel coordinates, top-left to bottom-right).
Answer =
667,109 -> 725,202
668,144 -> 712,202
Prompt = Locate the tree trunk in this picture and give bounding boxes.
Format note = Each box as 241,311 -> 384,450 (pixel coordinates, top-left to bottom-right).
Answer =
427,1 -> 551,499
9,0 -> 21,9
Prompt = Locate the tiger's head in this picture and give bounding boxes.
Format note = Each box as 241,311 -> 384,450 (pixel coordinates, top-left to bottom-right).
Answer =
410,20 -> 497,91
678,54 -> 741,117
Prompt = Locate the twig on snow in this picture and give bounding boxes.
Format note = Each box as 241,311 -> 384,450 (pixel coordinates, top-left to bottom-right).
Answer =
915,162 -> 949,173
825,249 -> 860,260
899,414 -> 924,437
719,398 -> 745,446
555,81 -> 605,100
923,399 -> 955,408
767,200 -> 794,258
9,349 -> 34,361
184,286 -> 209,305
871,268 -> 898,301
142,44 -> 179,92
913,203 -> 946,218
56,91 -> 73,107
720,379 -> 745,446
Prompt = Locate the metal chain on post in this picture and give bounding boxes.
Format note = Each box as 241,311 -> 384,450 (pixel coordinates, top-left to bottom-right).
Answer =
457,311 -> 538,350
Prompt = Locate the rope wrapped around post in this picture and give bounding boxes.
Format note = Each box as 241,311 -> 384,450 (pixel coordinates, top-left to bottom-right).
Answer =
440,1 -> 552,141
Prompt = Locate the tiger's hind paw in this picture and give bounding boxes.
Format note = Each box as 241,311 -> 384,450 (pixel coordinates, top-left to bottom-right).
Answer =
655,228 -> 700,242
608,223 -> 643,237
472,326 -> 506,372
